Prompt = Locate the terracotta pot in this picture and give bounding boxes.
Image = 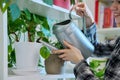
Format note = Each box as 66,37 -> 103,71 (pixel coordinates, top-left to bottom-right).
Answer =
45,54 -> 64,74
53,0 -> 70,9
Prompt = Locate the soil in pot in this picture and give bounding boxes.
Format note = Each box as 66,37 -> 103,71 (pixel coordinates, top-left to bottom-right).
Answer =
45,54 -> 65,74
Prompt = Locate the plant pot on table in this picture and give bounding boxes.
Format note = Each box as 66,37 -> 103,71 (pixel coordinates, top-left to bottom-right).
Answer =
14,42 -> 42,71
45,54 -> 65,74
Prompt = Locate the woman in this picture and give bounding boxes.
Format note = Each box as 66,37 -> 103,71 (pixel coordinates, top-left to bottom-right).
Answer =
53,0 -> 120,80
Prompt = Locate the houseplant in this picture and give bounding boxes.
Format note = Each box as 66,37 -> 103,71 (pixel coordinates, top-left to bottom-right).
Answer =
8,4 -> 64,74
88,57 -> 108,80
38,39 -> 65,74
8,4 -> 51,72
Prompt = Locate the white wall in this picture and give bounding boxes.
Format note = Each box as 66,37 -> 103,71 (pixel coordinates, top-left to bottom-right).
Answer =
83,0 -> 95,20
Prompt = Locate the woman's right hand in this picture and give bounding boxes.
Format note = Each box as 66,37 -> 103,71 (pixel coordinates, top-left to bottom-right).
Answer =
52,40 -> 84,64
72,2 -> 94,28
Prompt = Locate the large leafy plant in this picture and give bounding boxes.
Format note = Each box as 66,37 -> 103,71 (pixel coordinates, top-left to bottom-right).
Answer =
8,4 -> 51,67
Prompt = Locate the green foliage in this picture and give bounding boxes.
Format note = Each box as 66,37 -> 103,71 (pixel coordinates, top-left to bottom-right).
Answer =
0,0 -> 10,13
40,46 -> 51,59
9,3 -> 21,21
8,7 -> 51,67
8,44 -> 16,67
89,59 -> 107,80
39,37 -> 64,59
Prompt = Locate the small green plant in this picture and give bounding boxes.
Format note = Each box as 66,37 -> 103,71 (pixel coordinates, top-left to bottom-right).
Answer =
89,59 -> 107,80
38,39 -> 64,59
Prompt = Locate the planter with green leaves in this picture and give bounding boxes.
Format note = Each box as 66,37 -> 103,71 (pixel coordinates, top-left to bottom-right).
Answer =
88,57 -> 108,80
8,4 -> 51,73
39,41 -> 65,74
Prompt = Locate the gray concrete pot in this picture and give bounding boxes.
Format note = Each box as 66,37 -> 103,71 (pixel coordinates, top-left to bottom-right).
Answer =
45,54 -> 64,74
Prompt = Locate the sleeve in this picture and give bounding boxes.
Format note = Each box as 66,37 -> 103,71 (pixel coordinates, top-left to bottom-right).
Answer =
74,24 -> 120,80
74,60 -> 99,80
85,23 -> 115,57
86,23 -> 97,46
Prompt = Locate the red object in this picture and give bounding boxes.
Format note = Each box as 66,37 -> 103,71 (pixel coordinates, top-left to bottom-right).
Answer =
53,0 -> 70,9
103,7 -> 113,28
94,0 -> 99,24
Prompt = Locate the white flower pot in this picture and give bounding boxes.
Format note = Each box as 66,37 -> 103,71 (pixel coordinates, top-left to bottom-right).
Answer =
14,42 -> 42,71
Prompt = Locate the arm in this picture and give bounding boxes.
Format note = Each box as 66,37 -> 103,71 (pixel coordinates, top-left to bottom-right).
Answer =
73,2 -> 114,56
74,37 -> 120,80
85,23 -> 115,57
74,60 -> 99,80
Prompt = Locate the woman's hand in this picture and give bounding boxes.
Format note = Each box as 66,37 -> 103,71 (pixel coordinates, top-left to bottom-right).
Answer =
52,40 -> 84,64
72,2 -> 94,28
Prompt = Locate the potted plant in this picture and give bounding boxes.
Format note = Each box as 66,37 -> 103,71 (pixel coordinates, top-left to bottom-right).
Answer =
88,57 -> 108,80
37,38 -> 65,74
8,4 -> 51,73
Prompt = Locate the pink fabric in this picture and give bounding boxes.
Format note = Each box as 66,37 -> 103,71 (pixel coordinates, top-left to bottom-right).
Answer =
53,0 -> 70,9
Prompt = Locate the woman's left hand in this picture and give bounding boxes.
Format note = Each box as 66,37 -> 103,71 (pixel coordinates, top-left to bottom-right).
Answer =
52,40 -> 84,64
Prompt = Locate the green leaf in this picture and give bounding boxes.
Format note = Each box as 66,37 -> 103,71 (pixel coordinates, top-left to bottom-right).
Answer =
9,3 -> 21,21
8,44 -> 12,53
37,31 -> 45,37
33,14 -> 37,23
40,46 -> 50,59
41,18 -> 50,31
90,60 -> 100,68
1,3 -> 9,13
10,49 -> 16,63
23,8 -> 31,20
95,69 -> 105,77
33,14 -> 42,24
70,0 -> 75,5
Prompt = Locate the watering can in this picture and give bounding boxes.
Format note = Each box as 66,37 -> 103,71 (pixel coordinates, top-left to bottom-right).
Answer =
52,9 -> 94,59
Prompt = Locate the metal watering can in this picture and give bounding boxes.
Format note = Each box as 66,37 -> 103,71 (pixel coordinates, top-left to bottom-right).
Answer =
52,10 -> 94,59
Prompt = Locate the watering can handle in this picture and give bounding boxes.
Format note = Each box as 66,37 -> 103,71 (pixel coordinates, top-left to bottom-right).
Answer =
69,7 -> 87,36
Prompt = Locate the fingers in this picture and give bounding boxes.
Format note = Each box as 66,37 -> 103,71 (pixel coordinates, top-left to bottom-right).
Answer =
71,2 -> 86,16
52,49 -> 68,61
63,40 -> 73,49
52,49 -> 67,55
58,54 -> 69,61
